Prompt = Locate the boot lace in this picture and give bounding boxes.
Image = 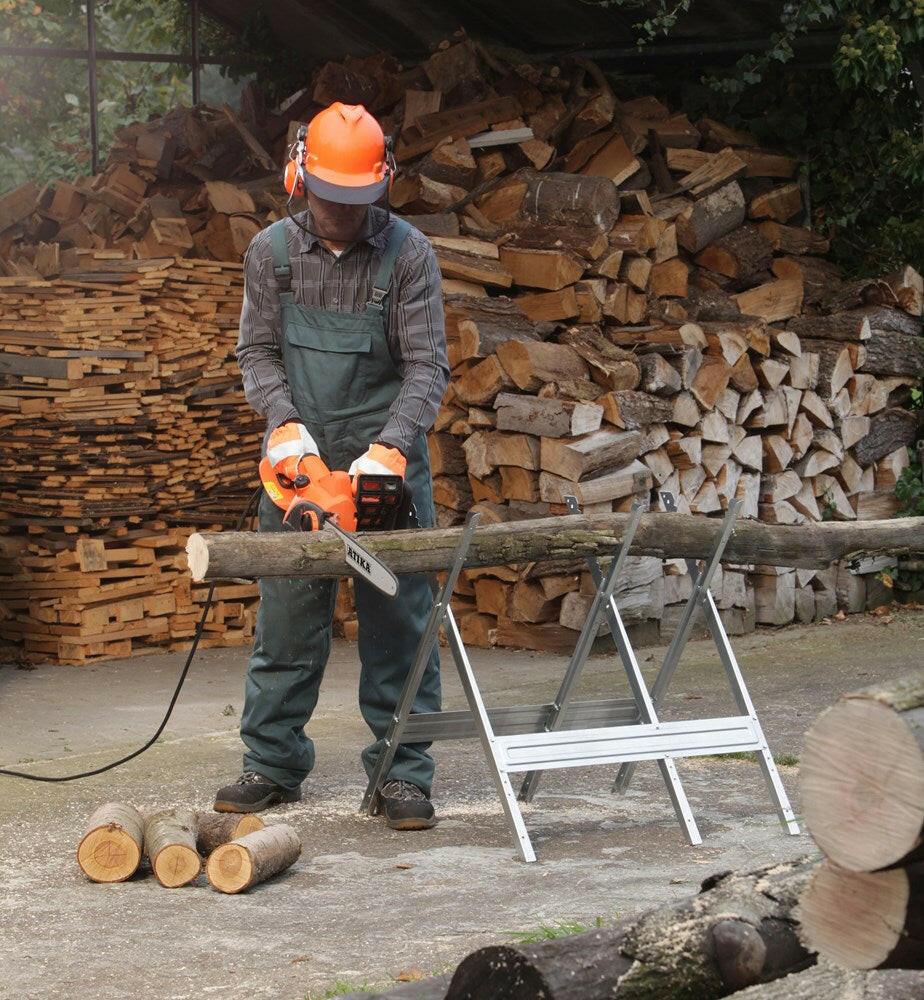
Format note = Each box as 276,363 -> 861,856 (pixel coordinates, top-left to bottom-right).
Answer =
382,779 -> 425,801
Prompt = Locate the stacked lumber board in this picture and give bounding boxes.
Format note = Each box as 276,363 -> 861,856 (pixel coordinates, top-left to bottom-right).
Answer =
0,255 -> 263,663
1,36 -> 921,661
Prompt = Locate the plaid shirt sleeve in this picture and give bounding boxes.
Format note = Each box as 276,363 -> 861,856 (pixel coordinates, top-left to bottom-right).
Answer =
378,231 -> 450,455
235,230 -> 301,433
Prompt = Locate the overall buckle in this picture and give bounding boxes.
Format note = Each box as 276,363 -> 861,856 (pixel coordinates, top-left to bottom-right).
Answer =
368,285 -> 388,311
273,264 -> 293,294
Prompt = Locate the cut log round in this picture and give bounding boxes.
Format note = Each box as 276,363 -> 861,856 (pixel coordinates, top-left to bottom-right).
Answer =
77,802 -> 144,883
727,963 -> 924,1000
186,513 -> 924,582
144,808 -> 200,888
802,670 -> 924,872
799,861 -> 924,970
206,824 -> 301,894
195,811 -> 265,856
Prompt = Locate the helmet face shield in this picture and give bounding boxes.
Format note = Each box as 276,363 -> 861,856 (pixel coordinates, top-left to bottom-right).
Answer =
303,170 -> 390,205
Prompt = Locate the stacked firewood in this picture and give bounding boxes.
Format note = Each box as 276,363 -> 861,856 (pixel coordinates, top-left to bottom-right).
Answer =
0,36 -> 921,662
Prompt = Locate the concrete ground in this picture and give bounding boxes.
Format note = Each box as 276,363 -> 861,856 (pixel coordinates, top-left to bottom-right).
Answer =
1,608 -> 922,1000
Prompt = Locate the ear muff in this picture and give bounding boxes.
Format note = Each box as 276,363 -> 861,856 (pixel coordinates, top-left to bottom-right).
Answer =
284,159 -> 307,197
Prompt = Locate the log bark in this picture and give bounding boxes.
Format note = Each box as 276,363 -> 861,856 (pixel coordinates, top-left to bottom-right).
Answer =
143,808 -> 200,888
186,511 -> 924,581
444,859 -> 813,999
860,330 -> 924,378
852,408 -> 918,467
521,169 -> 620,230
195,811 -> 265,856
802,669 -> 924,872
798,861 -> 924,970
206,824 -> 301,894
494,392 -> 602,437
728,962 -> 924,999
77,802 -> 144,883
675,181 -> 746,253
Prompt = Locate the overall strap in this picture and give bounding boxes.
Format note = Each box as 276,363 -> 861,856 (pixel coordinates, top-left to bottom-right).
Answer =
367,217 -> 411,313
268,219 -> 294,300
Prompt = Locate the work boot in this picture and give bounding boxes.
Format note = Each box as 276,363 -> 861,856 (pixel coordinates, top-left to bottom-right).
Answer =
213,771 -> 301,813
379,780 -> 436,830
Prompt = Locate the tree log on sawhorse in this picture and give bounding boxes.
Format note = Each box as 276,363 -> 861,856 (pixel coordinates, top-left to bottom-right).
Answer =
186,512 -> 924,581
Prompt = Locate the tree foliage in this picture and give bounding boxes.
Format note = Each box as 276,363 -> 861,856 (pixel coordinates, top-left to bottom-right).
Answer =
593,0 -> 923,277
0,0 -> 238,189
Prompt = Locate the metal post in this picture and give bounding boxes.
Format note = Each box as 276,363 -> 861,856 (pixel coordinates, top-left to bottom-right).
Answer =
190,0 -> 201,106
562,497 -> 702,845
359,512 -> 481,815
444,608 -> 537,862
518,503 -> 643,803
86,0 -> 99,175
613,494 -> 740,794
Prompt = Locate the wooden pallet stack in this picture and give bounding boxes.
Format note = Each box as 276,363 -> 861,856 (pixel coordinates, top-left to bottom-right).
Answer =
1,36 -> 921,661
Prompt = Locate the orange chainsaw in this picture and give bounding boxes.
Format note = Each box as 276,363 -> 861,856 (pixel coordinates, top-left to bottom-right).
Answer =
259,453 -> 404,597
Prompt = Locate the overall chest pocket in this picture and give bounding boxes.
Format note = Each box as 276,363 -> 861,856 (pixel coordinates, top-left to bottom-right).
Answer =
283,310 -> 376,416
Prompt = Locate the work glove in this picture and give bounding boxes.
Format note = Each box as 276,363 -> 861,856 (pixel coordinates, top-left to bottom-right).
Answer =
348,442 -> 407,480
266,422 -> 320,484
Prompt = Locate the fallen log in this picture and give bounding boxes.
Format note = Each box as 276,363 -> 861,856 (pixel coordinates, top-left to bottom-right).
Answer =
798,861 -> 924,970
186,513 -> 924,581
77,802 -> 144,883
144,808 -> 200,888
205,824 -> 301,894
444,859 -> 813,999
801,669 -> 924,871
195,811 -> 264,856
728,962 -> 924,999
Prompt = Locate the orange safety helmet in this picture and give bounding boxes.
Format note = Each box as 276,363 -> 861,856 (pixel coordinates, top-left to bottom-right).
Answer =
284,102 -> 394,205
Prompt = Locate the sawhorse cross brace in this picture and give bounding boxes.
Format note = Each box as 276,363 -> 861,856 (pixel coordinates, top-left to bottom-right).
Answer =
361,493 -> 799,863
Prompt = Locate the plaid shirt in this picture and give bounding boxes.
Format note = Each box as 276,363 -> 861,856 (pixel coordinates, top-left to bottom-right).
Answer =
236,208 -> 449,456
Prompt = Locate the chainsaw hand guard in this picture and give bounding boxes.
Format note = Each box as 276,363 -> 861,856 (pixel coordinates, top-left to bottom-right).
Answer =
282,498 -> 330,533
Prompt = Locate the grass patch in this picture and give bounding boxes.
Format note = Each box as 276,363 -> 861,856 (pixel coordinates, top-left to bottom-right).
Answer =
508,916 -> 605,945
307,981 -> 385,998
702,751 -> 799,767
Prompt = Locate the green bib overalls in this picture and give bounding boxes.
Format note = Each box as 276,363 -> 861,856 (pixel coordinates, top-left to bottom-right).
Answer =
239,216 -> 441,795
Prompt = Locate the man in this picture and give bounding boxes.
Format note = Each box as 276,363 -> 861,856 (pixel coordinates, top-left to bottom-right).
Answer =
214,102 -> 449,830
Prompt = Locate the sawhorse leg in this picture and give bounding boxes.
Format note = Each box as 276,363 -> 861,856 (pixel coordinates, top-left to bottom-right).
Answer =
613,493 -> 799,836
519,498 -> 701,846
360,511 -> 538,862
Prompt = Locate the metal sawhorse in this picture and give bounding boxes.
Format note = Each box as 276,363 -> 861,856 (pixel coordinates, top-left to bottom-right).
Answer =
360,493 -> 799,862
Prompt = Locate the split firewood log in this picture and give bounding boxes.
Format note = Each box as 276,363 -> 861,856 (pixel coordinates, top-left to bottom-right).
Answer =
206,824 -> 301,894
77,802 -> 145,883
195,811 -> 265,856
143,808 -> 201,888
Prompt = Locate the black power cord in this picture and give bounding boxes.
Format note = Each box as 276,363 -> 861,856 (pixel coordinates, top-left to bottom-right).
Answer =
0,486 -> 263,783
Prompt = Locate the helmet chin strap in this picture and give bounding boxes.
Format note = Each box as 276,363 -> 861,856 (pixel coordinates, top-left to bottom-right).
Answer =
284,195 -> 392,246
